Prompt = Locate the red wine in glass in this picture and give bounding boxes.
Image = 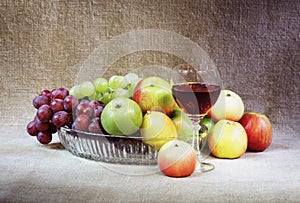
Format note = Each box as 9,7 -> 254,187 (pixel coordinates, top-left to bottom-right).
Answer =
172,82 -> 221,117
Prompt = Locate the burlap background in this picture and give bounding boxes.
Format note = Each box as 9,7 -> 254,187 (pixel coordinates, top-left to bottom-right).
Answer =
0,0 -> 299,134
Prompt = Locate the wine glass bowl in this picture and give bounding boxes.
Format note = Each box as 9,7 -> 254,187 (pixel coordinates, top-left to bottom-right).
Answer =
171,63 -> 222,173
172,82 -> 221,119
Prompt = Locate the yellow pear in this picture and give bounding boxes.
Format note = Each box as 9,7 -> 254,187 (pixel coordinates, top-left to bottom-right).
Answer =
141,111 -> 177,150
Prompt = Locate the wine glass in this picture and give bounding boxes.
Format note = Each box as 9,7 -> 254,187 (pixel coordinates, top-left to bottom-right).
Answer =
171,64 -> 222,173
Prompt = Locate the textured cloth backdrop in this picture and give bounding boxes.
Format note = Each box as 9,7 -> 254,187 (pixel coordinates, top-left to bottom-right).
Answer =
0,0 -> 299,135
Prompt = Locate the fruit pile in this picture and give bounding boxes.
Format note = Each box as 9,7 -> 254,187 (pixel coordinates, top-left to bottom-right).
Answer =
156,89 -> 273,178
26,72 -> 273,178
203,89 -> 273,159
26,74 -> 189,147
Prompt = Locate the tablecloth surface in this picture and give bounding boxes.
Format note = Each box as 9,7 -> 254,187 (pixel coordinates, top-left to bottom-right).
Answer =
1,125 -> 299,202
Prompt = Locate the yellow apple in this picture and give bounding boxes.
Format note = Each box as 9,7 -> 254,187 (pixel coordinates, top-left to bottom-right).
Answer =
208,119 -> 247,159
140,111 -> 177,150
208,90 -> 244,122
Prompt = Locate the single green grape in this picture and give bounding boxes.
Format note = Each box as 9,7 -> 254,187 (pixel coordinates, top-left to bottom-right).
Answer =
94,77 -> 109,93
109,75 -> 129,90
101,92 -> 113,104
69,85 -> 77,96
124,73 -> 141,84
69,85 -> 84,99
108,75 -> 122,90
79,81 -> 95,97
118,77 -> 129,89
112,88 -> 130,99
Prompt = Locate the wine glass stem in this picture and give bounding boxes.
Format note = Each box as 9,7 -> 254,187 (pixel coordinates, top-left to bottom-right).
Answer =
191,118 -> 202,170
190,117 -> 215,173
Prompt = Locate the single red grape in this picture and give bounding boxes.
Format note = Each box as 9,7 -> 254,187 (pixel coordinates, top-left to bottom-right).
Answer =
35,118 -> 50,132
37,104 -> 53,122
37,131 -> 52,144
59,87 -> 69,99
26,120 -> 38,136
89,100 -> 101,109
33,95 -> 50,109
40,89 -> 51,98
64,95 -> 79,112
51,88 -> 69,100
76,103 -> 94,118
94,105 -> 104,118
50,99 -> 64,112
74,114 -> 90,132
88,117 -> 102,133
52,111 -> 71,128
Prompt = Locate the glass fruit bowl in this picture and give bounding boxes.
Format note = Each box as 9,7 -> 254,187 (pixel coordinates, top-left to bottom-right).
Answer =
57,125 -> 208,165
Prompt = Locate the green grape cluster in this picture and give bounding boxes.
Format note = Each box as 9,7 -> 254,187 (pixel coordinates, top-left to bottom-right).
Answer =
69,73 -> 141,104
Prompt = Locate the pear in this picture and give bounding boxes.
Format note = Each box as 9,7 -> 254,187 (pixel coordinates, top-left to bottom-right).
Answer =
140,111 -> 177,150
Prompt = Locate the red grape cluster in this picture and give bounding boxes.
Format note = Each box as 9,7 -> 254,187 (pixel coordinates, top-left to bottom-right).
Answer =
26,88 -> 106,145
72,98 -> 106,134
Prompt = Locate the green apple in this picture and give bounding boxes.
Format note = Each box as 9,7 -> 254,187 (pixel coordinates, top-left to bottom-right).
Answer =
101,97 -> 143,136
200,115 -> 215,134
132,76 -> 176,115
170,108 -> 193,142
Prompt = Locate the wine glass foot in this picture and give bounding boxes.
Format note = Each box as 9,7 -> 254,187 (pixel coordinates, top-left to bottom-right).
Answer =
193,162 -> 215,175
200,162 -> 215,173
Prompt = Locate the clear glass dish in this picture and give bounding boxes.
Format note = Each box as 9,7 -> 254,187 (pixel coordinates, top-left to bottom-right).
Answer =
58,125 -> 208,165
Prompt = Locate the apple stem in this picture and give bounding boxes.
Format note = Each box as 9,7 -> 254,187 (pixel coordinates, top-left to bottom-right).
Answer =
226,121 -> 234,125
175,144 -> 178,147
115,104 -> 122,109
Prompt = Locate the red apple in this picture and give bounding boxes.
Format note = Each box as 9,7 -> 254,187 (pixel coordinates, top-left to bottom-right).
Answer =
157,140 -> 197,177
239,112 -> 272,152
132,76 -> 176,115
